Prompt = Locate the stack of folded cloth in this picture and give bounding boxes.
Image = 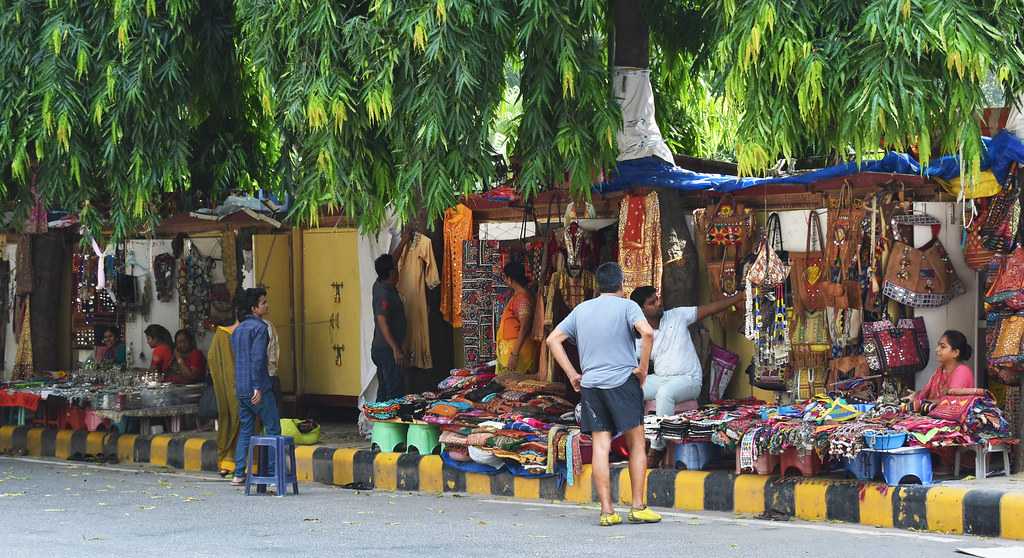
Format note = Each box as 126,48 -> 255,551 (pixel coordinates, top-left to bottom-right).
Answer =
659,416 -> 689,441
363,400 -> 401,420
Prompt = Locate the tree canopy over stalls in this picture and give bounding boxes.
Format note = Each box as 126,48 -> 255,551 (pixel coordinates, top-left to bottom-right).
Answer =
1,0 -> 1023,239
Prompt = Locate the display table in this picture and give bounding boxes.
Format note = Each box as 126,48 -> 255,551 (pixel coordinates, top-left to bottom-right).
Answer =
92,404 -> 200,434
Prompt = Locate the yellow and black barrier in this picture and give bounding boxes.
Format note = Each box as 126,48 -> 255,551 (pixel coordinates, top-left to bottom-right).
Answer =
2,425 -> 1022,540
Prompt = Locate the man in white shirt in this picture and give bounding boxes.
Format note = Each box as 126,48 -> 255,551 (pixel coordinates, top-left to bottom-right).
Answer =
629,286 -> 743,458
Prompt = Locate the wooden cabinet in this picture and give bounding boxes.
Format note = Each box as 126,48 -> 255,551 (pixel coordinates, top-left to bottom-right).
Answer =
299,229 -> 362,397
252,233 -> 296,393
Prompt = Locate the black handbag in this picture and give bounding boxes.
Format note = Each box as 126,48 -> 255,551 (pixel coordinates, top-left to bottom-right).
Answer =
198,376 -> 218,420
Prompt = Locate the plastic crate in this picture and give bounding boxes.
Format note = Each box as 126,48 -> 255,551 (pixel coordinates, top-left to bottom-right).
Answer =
864,431 -> 907,450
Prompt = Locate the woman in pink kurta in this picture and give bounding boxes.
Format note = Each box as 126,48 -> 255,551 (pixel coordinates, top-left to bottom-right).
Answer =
913,330 -> 975,411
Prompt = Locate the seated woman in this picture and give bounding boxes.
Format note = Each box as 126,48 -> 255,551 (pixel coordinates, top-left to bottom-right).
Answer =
912,330 -> 975,412
165,329 -> 207,384
95,326 -> 126,365
144,324 -> 175,374
495,261 -> 539,378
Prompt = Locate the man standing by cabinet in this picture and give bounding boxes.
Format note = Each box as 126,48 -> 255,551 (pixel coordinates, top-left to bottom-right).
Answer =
231,288 -> 281,487
371,253 -> 408,401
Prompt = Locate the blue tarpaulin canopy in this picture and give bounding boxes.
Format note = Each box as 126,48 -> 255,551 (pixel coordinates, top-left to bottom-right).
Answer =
596,131 -> 1024,194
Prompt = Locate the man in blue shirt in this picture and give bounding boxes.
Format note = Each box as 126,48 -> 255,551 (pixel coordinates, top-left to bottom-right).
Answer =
547,262 -> 660,527
230,288 -> 281,486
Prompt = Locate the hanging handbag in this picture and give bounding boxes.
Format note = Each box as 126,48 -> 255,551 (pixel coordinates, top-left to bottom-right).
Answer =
790,210 -> 827,313
963,199 -> 997,271
708,344 -> 740,402
745,219 -> 789,288
861,299 -> 929,376
989,314 -> 1024,369
705,194 -> 753,247
707,253 -> 739,302
980,163 -> 1020,252
826,182 -> 867,277
826,354 -> 870,390
882,213 -> 965,307
790,310 -> 831,370
985,246 -> 1024,311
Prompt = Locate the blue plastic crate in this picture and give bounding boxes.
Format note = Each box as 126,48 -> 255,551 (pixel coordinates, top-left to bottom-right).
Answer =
864,430 -> 907,450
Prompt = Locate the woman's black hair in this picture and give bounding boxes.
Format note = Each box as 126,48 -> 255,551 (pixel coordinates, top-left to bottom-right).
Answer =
175,329 -> 196,351
144,324 -> 174,347
503,261 -> 529,288
941,330 -> 973,362
101,326 -> 120,338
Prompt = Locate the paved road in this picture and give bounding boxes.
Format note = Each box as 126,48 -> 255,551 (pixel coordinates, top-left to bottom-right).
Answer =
0,457 -> 1019,558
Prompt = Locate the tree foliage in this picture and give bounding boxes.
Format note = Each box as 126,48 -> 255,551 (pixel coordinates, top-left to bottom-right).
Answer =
695,0 -> 1024,176
1,0 -> 1024,239
0,0 -> 264,241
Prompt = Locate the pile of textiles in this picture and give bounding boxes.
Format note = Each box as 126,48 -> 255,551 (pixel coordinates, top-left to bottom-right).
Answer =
828,421 -> 887,459
421,369 -> 580,476
437,365 -> 496,393
651,399 -> 763,445
964,396 -> 1011,441
893,416 -> 974,447
363,400 -> 401,420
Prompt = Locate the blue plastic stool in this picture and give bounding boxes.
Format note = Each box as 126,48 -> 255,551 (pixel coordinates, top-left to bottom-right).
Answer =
674,442 -> 718,470
245,435 -> 299,496
881,447 -> 933,486
844,451 -> 881,481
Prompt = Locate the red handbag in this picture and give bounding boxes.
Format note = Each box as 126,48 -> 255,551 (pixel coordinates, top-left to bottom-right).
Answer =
862,299 -> 929,376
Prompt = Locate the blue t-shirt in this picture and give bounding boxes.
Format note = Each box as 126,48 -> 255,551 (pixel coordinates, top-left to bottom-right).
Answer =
554,295 -> 646,389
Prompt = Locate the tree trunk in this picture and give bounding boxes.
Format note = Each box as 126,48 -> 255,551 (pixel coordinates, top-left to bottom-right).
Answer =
31,232 -> 67,372
612,0 -> 649,68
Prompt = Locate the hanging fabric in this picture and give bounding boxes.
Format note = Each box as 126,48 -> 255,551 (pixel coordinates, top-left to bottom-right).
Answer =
441,203 -> 473,328
618,191 -> 661,297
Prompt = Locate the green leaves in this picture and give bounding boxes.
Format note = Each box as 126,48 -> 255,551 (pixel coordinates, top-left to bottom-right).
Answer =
699,0 -> 1024,176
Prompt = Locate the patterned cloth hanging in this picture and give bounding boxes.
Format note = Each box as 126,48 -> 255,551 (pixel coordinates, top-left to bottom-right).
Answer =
181,248 -> 214,337
461,240 -> 511,366
618,192 -> 662,297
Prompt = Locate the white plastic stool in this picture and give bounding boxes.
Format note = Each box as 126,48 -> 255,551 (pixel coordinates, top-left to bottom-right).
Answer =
954,439 -> 1012,479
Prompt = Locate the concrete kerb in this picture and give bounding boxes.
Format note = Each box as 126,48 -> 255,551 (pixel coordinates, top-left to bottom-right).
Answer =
2,425 -> 1023,540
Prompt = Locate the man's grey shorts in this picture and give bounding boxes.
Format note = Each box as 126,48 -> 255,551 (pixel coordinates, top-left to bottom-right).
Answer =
579,374 -> 644,434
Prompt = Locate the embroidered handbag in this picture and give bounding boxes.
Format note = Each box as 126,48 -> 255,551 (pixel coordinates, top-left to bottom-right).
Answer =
707,255 -> 739,302
990,314 -> 1024,368
790,310 -> 830,370
980,163 -> 1020,252
826,182 -> 867,277
709,344 -> 740,402
826,354 -> 870,390
882,216 -> 965,307
705,194 -> 753,247
963,199 -> 996,271
985,247 -> 1024,311
745,213 -> 788,286
862,303 -> 928,376
746,361 -> 791,392
825,305 -> 863,348
790,211 -> 827,313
